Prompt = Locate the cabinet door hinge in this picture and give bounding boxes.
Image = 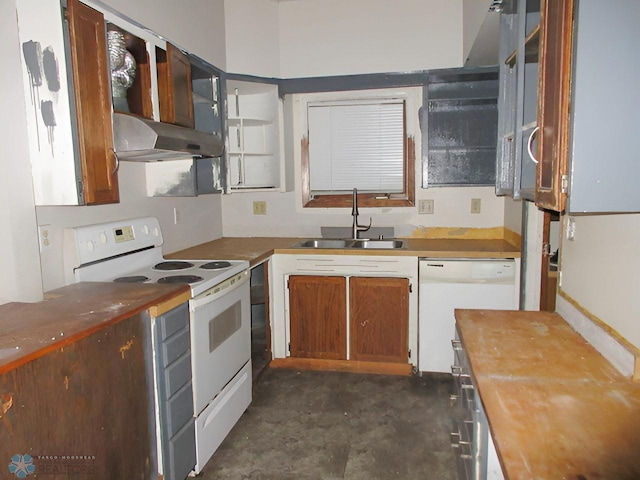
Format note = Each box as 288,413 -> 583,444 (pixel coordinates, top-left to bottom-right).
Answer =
288,342 -> 291,352
408,349 -> 412,359
409,283 -> 413,293
286,279 -> 289,289
561,174 -> 569,194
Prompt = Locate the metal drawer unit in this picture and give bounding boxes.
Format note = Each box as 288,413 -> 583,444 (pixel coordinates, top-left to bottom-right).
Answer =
450,331 -> 476,480
155,303 -> 196,480
451,326 -> 504,480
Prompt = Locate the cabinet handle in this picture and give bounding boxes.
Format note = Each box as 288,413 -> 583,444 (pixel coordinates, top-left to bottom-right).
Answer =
527,126 -> 540,164
110,148 -> 119,174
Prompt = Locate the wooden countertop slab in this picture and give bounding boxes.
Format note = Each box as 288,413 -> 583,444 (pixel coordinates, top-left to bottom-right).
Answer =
484,378 -> 640,480
0,282 -> 189,374
456,309 -> 622,382
166,237 -> 521,267
455,309 -> 640,479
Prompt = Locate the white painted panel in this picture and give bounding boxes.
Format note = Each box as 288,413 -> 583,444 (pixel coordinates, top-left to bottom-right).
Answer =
16,0 -> 79,205
0,0 -> 44,303
560,214 -> 640,349
278,0 -> 464,78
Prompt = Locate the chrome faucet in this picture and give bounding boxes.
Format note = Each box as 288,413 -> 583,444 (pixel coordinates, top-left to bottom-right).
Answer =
351,188 -> 372,240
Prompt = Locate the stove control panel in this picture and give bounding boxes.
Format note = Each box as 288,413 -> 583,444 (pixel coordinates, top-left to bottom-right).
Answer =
63,217 -> 164,278
114,225 -> 135,243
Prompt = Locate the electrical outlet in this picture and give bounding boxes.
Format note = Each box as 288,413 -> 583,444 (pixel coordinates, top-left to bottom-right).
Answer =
253,201 -> 267,215
38,224 -> 51,251
418,199 -> 434,214
471,198 -> 482,214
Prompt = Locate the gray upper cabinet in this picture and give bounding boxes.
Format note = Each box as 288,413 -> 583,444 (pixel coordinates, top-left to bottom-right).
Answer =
422,67 -> 499,187
564,1 -> 640,214
495,0 -> 540,201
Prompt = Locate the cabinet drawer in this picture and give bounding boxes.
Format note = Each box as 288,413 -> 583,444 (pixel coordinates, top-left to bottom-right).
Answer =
162,327 -> 190,367
159,304 -> 189,340
168,418 -> 196,480
165,381 -> 194,438
164,352 -> 192,399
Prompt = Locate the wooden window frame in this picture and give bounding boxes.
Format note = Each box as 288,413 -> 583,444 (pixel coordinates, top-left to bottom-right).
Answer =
300,96 -> 415,209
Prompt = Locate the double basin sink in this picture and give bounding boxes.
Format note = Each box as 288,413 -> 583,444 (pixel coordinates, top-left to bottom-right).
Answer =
297,239 -> 404,250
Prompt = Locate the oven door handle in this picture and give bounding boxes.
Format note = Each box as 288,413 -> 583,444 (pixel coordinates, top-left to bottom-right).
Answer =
190,270 -> 250,309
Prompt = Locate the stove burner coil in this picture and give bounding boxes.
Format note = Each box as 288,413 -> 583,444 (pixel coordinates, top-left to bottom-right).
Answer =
154,261 -> 194,271
200,261 -> 233,270
158,275 -> 204,285
113,275 -> 149,283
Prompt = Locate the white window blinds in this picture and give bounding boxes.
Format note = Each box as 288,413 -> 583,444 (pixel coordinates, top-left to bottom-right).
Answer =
307,100 -> 405,194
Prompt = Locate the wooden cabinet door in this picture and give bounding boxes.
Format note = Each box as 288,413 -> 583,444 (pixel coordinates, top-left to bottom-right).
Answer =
349,277 -> 409,363
535,0 -> 575,211
67,0 -> 119,204
158,43 -> 195,128
288,275 -> 347,360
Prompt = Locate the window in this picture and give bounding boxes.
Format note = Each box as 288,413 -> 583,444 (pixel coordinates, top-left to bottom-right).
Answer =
297,88 -> 417,208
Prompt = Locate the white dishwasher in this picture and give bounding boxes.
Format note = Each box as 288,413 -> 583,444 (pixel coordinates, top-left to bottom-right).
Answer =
418,258 -> 519,373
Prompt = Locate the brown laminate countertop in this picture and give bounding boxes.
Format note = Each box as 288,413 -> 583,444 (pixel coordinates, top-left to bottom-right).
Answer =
167,237 -> 520,266
455,309 -> 640,480
0,282 -> 190,374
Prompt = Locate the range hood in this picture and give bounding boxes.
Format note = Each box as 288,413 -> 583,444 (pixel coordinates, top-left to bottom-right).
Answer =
113,113 -> 224,161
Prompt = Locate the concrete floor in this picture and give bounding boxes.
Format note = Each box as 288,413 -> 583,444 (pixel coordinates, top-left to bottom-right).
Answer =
199,368 -> 457,480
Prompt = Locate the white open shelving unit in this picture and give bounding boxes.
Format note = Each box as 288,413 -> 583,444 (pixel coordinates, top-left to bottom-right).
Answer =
226,80 -> 282,191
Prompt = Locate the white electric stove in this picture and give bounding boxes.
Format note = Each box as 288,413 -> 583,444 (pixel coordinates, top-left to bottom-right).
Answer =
64,217 -> 252,476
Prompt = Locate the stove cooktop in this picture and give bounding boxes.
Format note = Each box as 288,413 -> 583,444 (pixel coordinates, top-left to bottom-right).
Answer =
108,257 -> 249,296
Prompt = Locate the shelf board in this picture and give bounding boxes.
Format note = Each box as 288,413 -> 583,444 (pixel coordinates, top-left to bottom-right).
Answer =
228,151 -> 274,157
505,24 -> 541,67
230,185 -> 277,190
428,97 -> 498,105
227,117 -> 271,127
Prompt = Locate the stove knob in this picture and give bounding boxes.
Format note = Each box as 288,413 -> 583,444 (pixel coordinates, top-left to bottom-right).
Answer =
142,225 -> 149,235
153,227 -> 159,236
99,232 -> 107,244
86,240 -> 95,252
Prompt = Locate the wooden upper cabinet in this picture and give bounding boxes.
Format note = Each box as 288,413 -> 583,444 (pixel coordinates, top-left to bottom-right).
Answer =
288,275 -> 347,360
349,277 -> 409,364
66,0 -> 119,204
535,0 -> 575,211
157,43 -> 195,128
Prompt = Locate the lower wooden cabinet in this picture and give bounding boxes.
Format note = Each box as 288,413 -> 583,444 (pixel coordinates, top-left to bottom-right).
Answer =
0,313 -> 152,479
288,275 -> 409,364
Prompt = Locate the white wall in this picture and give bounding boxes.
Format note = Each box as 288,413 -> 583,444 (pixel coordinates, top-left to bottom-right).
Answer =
36,163 -> 223,292
462,0 -> 492,63
222,186 -> 505,238
0,0 -> 44,303
277,0 -> 464,78
96,0 -> 227,69
560,214 -> 640,348
5,0 -> 229,295
224,0 -> 280,77
503,196 -> 522,235
222,5 -> 507,238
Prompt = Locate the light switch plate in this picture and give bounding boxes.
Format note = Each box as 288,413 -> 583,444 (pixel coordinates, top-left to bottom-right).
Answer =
253,201 -> 267,215
418,199 -> 434,214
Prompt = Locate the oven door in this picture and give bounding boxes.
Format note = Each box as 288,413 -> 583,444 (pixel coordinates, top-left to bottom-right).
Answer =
190,269 -> 251,415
